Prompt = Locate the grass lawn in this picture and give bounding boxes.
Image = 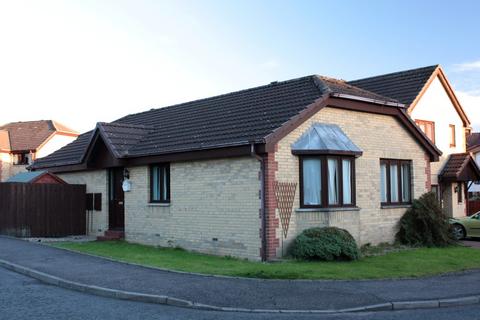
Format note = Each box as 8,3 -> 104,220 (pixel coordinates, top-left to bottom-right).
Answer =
51,241 -> 480,280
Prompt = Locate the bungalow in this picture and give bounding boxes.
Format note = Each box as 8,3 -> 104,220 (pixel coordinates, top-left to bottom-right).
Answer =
31,67 -> 475,261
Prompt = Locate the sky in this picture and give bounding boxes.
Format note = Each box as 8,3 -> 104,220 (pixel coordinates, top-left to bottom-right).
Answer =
1,0 -> 480,133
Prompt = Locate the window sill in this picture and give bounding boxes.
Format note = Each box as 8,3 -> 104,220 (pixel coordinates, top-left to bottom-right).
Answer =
296,207 -> 360,213
147,203 -> 171,207
381,204 -> 411,209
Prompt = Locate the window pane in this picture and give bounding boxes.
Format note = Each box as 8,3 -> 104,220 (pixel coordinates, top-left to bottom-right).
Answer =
380,163 -> 387,202
302,159 -> 321,205
342,159 -> 352,205
390,164 -> 399,202
425,124 -> 432,141
152,166 -> 160,201
431,185 -> 439,202
328,159 -> 339,205
450,125 -> 456,146
401,163 -> 410,202
162,166 -> 168,201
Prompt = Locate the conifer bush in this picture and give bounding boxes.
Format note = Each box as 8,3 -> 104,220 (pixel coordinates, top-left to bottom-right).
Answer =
395,192 -> 454,247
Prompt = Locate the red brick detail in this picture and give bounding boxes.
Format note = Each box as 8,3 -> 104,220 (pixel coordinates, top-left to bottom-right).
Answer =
263,147 -> 280,260
424,153 -> 431,191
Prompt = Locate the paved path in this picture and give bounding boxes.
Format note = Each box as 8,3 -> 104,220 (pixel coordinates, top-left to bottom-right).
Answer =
1,236 -> 480,311
6,267 -> 480,320
4,267 -> 480,320
462,239 -> 480,249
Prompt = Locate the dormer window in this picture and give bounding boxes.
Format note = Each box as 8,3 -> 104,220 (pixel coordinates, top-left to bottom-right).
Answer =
13,153 -> 31,165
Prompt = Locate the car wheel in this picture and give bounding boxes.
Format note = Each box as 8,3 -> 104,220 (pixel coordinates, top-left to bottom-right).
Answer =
452,224 -> 466,240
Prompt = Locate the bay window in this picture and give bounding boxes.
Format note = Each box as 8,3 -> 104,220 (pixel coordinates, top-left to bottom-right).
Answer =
300,156 -> 355,208
380,159 -> 412,205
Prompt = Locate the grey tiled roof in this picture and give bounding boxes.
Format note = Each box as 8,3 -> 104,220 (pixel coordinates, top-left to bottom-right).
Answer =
96,122 -> 154,158
348,65 -> 438,105
31,75 -> 399,169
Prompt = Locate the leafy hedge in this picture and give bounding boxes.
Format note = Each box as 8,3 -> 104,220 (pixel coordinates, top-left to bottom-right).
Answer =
395,192 -> 453,247
291,227 -> 360,261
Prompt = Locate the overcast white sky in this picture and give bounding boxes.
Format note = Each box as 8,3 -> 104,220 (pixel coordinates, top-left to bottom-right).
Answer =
0,0 -> 479,133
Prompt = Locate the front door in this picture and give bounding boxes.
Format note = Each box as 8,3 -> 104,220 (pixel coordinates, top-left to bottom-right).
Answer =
109,167 -> 125,230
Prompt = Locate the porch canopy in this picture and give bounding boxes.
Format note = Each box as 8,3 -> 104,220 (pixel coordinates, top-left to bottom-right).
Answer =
439,153 -> 480,182
291,123 -> 363,156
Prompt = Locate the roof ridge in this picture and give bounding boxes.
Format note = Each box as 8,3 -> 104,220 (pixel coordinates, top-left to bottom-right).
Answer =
98,122 -> 154,129
349,65 -> 439,83
312,75 -> 333,94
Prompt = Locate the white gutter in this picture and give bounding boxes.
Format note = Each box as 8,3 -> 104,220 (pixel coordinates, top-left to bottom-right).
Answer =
330,93 -> 406,108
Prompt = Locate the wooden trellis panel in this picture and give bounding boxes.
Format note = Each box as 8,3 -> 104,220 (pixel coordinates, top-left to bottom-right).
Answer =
274,181 -> 297,238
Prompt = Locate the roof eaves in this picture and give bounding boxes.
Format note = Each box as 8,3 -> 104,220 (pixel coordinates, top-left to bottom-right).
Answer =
436,67 -> 471,126
124,139 -> 265,158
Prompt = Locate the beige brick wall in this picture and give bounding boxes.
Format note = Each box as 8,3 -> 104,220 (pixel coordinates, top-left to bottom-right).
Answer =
124,157 -> 262,260
58,170 -> 109,236
275,106 -> 429,256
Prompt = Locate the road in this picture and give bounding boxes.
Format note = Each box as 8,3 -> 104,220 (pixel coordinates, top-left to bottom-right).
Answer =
1,267 -> 480,320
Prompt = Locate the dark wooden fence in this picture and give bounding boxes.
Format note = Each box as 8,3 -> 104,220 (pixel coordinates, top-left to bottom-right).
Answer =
468,200 -> 480,216
0,183 -> 86,237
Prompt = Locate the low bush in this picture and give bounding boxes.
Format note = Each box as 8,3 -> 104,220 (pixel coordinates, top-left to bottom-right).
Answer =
290,227 -> 360,261
395,192 -> 454,247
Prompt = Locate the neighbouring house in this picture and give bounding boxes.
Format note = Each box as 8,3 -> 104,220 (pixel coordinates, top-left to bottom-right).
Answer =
31,69 -> 447,261
466,133 -> 480,214
350,65 -> 480,218
0,120 -> 79,182
6,171 -> 66,184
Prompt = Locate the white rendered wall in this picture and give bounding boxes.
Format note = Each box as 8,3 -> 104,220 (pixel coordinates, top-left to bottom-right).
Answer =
36,134 -> 77,159
410,76 -> 466,185
410,76 -> 467,217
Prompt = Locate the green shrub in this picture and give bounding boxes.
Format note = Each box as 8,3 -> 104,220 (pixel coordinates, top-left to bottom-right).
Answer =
290,227 -> 360,261
395,192 -> 454,247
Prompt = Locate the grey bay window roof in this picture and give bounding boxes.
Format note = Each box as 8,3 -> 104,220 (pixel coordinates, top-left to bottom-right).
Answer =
291,123 -> 362,156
